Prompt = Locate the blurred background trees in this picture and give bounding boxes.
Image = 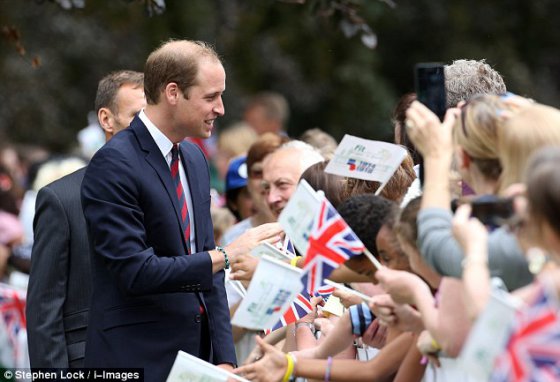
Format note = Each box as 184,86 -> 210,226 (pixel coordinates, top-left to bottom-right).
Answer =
1,0 -> 559,153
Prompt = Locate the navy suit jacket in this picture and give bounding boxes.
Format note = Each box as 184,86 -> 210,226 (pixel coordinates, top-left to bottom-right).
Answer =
81,116 -> 235,381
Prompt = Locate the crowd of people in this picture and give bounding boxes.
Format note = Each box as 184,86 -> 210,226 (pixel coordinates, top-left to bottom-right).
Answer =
0,39 -> 558,382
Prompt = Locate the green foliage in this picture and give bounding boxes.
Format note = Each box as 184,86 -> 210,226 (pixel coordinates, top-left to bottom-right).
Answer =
1,0 -> 559,152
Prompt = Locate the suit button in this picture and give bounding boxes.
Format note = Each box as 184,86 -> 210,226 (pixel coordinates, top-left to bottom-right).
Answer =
194,314 -> 201,323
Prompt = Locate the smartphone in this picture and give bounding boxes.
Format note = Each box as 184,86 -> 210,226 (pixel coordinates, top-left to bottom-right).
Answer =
414,63 -> 447,186
414,63 -> 447,120
470,196 -> 514,227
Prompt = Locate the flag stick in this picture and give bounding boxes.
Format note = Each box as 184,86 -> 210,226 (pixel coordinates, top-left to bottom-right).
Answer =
374,180 -> 388,196
364,248 -> 383,270
325,279 -> 372,303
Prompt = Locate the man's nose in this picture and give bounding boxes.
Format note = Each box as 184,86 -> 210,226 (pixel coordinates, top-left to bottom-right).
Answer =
214,97 -> 225,116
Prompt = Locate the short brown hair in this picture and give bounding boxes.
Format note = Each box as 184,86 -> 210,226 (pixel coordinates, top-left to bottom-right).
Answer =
144,39 -> 221,105
300,161 -> 346,208
94,70 -> 144,113
246,132 -> 290,176
246,92 -> 290,126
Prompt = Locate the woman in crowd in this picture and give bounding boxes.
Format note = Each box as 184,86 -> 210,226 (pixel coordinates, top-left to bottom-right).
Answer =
405,95 -> 533,291
452,145 -> 560,381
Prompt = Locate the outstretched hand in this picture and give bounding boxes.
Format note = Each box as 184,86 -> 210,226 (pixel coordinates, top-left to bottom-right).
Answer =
227,223 -> 284,259
234,336 -> 288,382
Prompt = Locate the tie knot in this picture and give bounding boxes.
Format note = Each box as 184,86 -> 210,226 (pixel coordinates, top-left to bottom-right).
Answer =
171,144 -> 180,162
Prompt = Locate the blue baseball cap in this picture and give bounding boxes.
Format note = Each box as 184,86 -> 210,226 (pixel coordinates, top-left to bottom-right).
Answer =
225,156 -> 248,192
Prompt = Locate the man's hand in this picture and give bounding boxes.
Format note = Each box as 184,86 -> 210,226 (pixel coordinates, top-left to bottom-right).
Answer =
210,223 -> 283,273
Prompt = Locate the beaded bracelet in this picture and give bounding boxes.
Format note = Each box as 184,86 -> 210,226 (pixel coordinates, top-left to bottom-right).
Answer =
215,246 -> 230,270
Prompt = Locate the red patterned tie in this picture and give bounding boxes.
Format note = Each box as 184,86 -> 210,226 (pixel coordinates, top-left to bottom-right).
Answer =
170,144 -> 191,253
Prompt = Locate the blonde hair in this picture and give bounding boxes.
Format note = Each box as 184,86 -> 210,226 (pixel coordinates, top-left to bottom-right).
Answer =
218,122 -> 258,157
211,207 -> 236,245
33,157 -> 87,191
499,103 -> 560,192
452,95 -> 513,183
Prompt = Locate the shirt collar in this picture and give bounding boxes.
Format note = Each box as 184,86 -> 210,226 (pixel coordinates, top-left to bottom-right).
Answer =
139,109 -> 174,160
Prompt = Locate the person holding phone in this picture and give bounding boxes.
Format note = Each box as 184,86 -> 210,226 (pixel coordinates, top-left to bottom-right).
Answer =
455,146 -> 560,381
405,94 -> 533,291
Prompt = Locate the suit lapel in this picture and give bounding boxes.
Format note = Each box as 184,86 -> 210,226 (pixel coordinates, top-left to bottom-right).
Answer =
132,117 -> 188,251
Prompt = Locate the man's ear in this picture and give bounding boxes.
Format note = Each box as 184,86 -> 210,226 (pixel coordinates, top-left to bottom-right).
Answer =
98,107 -> 115,135
164,82 -> 180,105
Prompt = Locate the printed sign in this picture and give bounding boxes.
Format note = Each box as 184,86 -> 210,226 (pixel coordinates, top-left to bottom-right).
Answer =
231,256 -> 303,330
166,350 -> 249,382
251,242 -> 294,261
278,180 -> 321,256
459,291 -> 519,381
325,135 -> 407,184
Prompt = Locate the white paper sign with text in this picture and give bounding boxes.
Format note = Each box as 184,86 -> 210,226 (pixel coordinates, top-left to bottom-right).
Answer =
166,350 -> 249,382
231,256 -> 303,330
251,242 -> 294,260
325,135 -> 407,184
278,180 -> 321,256
458,291 -> 519,381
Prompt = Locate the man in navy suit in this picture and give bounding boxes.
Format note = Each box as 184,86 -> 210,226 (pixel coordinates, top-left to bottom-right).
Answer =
81,40 -> 281,381
27,70 -> 145,368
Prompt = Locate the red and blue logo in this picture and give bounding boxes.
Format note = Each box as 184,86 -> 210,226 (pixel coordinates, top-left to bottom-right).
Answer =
347,158 -> 357,171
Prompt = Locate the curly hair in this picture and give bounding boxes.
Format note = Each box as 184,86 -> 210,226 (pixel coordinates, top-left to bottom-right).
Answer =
444,59 -> 506,107
337,194 -> 398,255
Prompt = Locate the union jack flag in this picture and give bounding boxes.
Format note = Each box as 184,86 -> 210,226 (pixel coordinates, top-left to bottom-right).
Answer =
0,284 -> 27,368
302,197 -> 365,295
266,284 -> 335,334
490,282 -> 560,382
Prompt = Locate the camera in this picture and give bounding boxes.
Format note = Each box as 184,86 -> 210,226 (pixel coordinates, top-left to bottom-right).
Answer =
470,196 -> 514,227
